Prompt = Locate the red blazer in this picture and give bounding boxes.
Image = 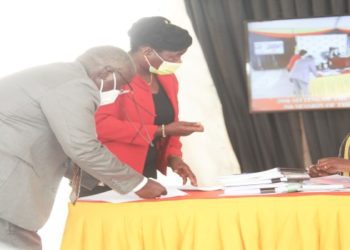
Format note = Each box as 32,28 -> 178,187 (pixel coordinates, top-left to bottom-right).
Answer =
287,54 -> 301,71
95,74 -> 182,175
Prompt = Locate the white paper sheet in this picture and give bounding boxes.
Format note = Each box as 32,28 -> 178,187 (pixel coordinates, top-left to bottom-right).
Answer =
217,167 -> 309,186
78,186 -> 188,203
221,183 -> 302,196
301,183 -> 346,192
177,184 -> 223,191
306,174 -> 350,187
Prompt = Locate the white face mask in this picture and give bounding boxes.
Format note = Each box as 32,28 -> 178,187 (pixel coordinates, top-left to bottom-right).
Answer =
99,72 -> 120,106
145,50 -> 181,75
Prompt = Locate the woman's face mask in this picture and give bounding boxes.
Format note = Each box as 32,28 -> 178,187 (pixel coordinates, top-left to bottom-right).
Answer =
144,50 -> 181,75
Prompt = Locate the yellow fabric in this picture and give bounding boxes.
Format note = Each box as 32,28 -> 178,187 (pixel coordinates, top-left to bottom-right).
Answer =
309,74 -> 350,97
343,135 -> 350,176
61,195 -> 350,250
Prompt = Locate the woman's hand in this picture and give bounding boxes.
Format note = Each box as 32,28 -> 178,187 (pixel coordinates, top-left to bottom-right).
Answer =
164,121 -> 204,137
168,156 -> 198,186
308,165 -> 330,177
308,157 -> 350,177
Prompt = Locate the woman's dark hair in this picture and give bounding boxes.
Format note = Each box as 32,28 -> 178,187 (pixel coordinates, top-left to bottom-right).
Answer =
128,16 -> 192,52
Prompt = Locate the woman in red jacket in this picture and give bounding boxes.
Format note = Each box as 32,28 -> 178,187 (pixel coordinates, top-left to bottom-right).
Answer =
95,16 -> 204,187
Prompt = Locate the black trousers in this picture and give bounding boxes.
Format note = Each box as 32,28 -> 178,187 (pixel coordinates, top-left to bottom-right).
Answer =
79,185 -> 111,197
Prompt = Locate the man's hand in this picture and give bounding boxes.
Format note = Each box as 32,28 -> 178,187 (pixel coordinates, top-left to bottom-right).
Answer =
135,179 -> 167,199
168,156 -> 198,186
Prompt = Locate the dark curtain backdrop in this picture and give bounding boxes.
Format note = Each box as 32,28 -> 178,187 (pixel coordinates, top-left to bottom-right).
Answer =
184,0 -> 350,172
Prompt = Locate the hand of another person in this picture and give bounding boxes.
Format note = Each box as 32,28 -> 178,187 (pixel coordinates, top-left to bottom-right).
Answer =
165,121 -> 204,137
308,164 -> 330,177
308,157 -> 350,177
168,156 -> 198,186
135,179 -> 167,199
316,157 -> 350,173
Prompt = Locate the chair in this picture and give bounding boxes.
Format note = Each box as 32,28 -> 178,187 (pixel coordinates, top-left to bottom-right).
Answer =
338,133 -> 350,176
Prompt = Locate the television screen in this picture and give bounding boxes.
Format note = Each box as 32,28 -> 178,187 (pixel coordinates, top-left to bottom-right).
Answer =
245,15 -> 350,112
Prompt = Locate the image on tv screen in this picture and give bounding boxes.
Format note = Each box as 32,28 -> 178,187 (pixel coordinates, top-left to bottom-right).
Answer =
246,15 -> 350,112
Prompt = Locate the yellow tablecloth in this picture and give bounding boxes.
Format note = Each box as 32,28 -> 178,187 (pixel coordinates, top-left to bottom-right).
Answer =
60,193 -> 350,250
310,74 -> 350,97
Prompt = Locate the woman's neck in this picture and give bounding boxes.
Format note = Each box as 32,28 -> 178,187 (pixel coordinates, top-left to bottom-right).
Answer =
130,52 -> 154,84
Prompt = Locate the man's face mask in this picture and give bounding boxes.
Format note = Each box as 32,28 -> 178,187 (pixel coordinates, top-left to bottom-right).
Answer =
99,72 -> 129,106
144,50 -> 181,75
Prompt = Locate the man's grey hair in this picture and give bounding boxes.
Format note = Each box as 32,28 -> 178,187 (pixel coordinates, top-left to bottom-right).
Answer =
76,46 -> 135,77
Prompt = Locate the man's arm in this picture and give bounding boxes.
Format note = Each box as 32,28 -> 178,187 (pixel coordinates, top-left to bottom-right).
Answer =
39,80 -> 145,194
309,60 -> 319,77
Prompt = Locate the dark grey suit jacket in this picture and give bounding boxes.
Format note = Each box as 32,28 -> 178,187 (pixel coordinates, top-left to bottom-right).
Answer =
0,62 -> 143,231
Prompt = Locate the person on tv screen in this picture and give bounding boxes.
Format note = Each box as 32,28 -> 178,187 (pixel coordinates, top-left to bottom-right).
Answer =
286,49 -> 307,72
289,54 -> 320,97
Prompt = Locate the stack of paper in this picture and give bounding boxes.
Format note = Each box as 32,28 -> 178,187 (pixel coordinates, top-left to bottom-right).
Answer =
218,168 -> 309,186
223,182 -> 302,196
301,174 -> 350,192
217,167 -> 309,195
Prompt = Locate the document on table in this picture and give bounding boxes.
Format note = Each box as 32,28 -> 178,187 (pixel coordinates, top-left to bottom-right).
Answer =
217,167 -> 309,187
178,184 -> 223,191
78,186 -> 188,203
306,174 -> 350,187
221,183 -> 302,196
301,183 -> 346,192
300,175 -> 350,192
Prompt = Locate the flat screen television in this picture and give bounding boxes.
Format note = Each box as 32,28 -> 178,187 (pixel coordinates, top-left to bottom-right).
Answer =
245,15 -> 350,112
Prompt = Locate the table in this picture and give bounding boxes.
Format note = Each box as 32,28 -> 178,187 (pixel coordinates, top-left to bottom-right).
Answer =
309,73 -> 350,97
60,191 -> 350,250
329,57 -> 350,69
